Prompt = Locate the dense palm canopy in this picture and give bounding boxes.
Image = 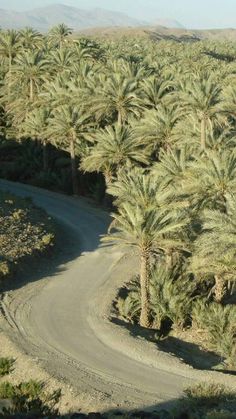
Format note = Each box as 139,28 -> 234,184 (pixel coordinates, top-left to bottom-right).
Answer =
0,25 -> 236,363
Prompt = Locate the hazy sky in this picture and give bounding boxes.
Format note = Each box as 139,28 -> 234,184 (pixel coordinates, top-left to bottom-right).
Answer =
0,0 -> 236,29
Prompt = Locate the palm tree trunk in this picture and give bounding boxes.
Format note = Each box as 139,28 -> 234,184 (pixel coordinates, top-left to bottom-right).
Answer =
214,275 -> 225,303
140,249 -> 150,328
200,118 -> 206,151
118,111 -> 122,127
166,249 -> 173,268
29,79 -> 34,102
103,171 -> 113,208
8,53 -> 12,95
70,136 -> 78,195
42,140 -> 48,172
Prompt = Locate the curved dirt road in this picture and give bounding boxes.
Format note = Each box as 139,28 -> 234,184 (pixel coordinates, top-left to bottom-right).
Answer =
0,180 -> 235,412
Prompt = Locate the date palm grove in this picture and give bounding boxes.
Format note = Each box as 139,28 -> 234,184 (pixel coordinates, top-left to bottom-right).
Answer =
0,25 -> 236,370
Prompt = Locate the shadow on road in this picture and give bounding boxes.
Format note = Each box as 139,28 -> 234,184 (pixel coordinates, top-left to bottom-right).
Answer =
110,317 -> 235,375
0,180 -> 109,294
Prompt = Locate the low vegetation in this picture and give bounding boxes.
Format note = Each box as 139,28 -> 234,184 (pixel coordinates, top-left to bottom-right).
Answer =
0,358 -> 15,377
0,380 -> 61,417
0,191 -> 55,284
174,383 -> 236,418
0,379 -> 235,418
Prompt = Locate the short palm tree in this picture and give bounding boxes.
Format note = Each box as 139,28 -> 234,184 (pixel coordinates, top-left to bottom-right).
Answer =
191,194 -> 236,302
0,29 -> 21,77
47,105 -> 91,195
152,147 -> 192,190
180,74 -> 224,151
140,75 -> 173,109
45,48 -> 76,76
136,103 -> 184,157
182,150 -> 236,212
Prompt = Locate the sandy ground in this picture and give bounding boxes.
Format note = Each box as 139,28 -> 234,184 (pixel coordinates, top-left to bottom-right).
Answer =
0,180 -> 235,415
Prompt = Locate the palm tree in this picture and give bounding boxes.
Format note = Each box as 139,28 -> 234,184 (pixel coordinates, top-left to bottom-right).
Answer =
80,123 -> 150,192
19,27 -> 43,50
11,50 -> 48,102
103,172 -> 187,327
45,48 -> 76,76
48,24 -> 73,50
136,103 -> 184,158
0,29 -> 21,79
140,75 -> 173,109
181,150 -> 236,212
191,194 -> 236,302
180,74 -> 224,151
47,105 -> 91,195
152,147 -> 192,190
90,73 -> 143,125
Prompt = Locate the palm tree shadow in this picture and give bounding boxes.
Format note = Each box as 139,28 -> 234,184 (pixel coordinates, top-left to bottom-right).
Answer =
110,317 -> 234,373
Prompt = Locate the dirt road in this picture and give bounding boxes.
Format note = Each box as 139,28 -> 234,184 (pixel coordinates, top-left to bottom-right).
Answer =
0,180 -> 235,413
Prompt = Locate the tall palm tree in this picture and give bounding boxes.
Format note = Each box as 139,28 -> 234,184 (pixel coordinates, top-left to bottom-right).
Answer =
48,24 -> 73,50
11,50 -> 48,102
90,73 -> 143,125
103,172 -> 187,327
47,105 -> 91,195
180,74 -> 223,151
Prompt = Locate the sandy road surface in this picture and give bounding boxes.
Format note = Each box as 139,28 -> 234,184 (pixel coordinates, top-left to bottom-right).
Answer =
0,180 -> 235,413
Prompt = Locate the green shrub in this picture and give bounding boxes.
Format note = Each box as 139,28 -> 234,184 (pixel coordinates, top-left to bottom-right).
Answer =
0,380 -> 61,416
0,358 -> 15,377
117,278 -> 141,323
192,300 -> 236,368
149,265 -> 195,329
116,264 -> 196,330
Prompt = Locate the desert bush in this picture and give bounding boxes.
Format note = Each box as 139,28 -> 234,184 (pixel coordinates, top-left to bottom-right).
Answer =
117,278 -> 141,323
116,264 -> 196,330
0,358 -> 15,377
0,192 -> 55,282
192,300 -> 236,368
149,265 -> 195,330
0,380 -> 61,416
174,383 -> 236,418
0,260 -> 10,278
